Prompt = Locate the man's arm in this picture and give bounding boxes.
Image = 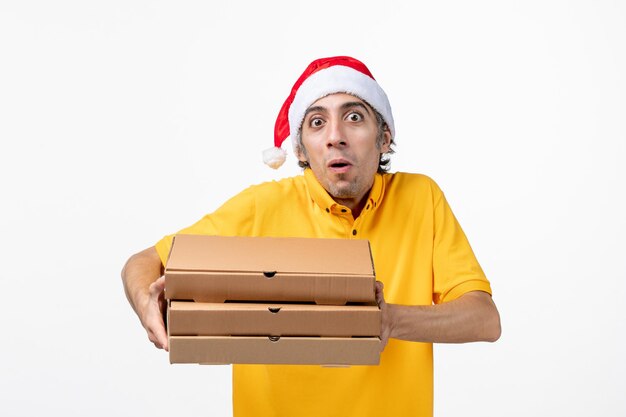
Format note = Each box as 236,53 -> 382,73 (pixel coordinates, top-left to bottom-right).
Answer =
121,246 -> 169,351
376,282 -> 501,349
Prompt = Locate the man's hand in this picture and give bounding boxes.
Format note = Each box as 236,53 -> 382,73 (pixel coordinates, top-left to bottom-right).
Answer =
139,276 -> 168,351
375,281 -> 393,351
121,246 -> 169,351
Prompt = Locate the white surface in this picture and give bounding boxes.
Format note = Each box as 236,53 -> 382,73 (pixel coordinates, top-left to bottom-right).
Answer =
1,1 -> 624,416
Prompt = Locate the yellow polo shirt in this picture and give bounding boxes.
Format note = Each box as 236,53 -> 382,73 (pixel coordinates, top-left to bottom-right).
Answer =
155,168 -> 491,417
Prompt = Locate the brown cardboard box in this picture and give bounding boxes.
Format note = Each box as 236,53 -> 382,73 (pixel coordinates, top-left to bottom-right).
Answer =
165,235 -> 381,365
165,235 -> 376,305
168,301 -> 381,337
169,336 -> 381,365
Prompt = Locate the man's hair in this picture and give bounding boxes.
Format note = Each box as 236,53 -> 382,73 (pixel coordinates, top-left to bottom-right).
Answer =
294,106 -> 396,174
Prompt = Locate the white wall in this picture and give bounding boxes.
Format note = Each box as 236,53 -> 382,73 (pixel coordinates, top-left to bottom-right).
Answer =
1,1 -> 624,416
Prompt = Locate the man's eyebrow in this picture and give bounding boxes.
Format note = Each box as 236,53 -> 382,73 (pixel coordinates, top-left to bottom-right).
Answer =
303,101 -> 372,119
303,105 -> 326,119
340,101 -> 372,114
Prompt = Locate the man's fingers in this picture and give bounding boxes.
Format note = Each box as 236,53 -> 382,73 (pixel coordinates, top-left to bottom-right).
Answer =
375,280 -> 390,351
375,280 -> 385,306
144,276 -> 169,351
148,322 -> 169,351
149,276 -> 166,297
145,309 -> 169,351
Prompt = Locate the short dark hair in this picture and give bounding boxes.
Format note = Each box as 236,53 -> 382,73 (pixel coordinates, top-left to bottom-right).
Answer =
294,106 -> 395,174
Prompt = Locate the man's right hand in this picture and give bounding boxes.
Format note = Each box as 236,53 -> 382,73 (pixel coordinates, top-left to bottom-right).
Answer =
121,246 -> 168,351
139,276 -> 169,351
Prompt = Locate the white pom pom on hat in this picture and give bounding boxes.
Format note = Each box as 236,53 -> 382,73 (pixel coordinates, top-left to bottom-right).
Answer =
263,56 -> 395,169
262,144 -> 287,169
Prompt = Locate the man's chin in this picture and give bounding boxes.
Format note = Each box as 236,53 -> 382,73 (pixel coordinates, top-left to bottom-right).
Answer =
327,181 -> 358,199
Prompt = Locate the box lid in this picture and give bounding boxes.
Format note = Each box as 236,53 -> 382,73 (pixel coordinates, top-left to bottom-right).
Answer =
166,235 -> 374,276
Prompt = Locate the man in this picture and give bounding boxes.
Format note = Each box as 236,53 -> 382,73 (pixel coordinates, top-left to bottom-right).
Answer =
122,56 -> 501,417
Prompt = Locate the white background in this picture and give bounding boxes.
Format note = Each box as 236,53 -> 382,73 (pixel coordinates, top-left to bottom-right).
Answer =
1,1 -> 624,416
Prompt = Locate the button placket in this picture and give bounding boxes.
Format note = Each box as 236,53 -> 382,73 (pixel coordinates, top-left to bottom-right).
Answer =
351,203 -> 373,238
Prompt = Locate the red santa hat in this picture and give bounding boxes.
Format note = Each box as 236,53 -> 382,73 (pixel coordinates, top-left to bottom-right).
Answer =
263,56 -> 395,169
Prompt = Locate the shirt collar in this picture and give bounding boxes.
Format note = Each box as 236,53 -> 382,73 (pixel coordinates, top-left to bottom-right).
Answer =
303,168 -> 385,214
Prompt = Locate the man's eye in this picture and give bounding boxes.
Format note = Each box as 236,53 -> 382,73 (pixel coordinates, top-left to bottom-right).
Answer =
310,118 -> 324,127
347,112 -> 363,122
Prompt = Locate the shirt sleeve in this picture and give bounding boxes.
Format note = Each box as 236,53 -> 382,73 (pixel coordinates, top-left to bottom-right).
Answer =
431,185 -> 492,304
154,186 -> 258,266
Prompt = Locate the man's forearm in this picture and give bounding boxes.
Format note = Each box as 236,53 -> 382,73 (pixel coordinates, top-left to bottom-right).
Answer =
387,291 -> 501,343
121,246 -> 163,318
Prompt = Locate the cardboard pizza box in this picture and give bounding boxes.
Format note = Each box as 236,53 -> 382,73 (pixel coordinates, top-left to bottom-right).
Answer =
169,336 -> 381,366
168,301 -> 381,337
164,235 -> 376,305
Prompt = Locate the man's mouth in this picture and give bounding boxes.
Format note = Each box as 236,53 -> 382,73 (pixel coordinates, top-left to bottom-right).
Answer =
327,159 -> 352,173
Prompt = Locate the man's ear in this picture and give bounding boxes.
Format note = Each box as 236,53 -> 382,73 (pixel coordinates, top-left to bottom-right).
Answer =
295,144 -> 308,163
380,126 -> 392,153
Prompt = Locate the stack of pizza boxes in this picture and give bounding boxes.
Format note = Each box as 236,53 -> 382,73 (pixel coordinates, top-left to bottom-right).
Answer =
164,234 -> 381,365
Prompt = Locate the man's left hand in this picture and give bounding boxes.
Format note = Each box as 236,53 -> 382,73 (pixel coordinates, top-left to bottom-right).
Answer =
375,281 -> 393,352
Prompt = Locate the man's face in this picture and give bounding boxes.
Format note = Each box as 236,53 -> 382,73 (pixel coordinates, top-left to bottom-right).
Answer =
297,93 -> 391,207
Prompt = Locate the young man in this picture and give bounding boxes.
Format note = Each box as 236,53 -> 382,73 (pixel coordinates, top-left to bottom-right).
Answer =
122,56 -> 501,417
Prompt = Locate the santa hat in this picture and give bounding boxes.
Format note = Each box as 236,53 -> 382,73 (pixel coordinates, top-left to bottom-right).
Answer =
263,56 -> 395,169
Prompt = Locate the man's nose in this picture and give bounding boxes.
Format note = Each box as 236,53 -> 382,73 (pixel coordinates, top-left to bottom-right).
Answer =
326,119 -> 347,148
